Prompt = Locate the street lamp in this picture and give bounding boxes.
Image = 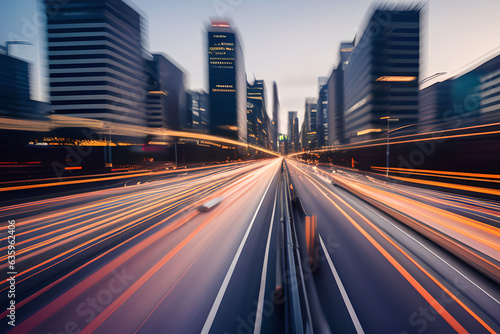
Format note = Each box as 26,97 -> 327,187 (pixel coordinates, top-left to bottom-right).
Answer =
380,116 -> 399,179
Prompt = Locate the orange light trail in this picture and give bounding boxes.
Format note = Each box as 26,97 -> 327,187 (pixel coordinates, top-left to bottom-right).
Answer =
297,168 -> 496,334
7,159 -> 281,332
296,168 -> 469,333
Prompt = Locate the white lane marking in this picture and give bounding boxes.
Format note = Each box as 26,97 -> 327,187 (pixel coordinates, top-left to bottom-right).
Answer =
361,203 -> 500,305
315,168 -> 500,306
201,164 -> 277,334
253,185 -> 278,334
319,235 -> 365,334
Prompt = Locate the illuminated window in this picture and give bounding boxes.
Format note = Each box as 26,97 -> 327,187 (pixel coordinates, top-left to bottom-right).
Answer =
376,76 -> 417,82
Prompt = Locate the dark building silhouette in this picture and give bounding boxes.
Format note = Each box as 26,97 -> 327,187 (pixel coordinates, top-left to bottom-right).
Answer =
288,111 -> 299,152
327,42 -> 353,145
207,20 -> 246,141
0,54 -> 34,119
247,79 -> 270,148
418,80 -> 453,133
45,0 -> 147,126
271,81 -> 280,152
303,98 -> 318,149
146,54 -> 187,130
343,7 -> 421,143
419,53 -> 500,132
317,77 -> 328,147
187,90 -> 209,133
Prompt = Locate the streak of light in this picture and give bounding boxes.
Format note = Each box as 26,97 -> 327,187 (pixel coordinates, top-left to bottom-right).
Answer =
0,160 -> 254,193
297,166 -> 496,333
370,167 -> 500,180
388,175 -> 500,197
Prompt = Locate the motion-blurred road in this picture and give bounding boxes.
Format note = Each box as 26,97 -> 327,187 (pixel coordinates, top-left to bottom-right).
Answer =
0,158 -> 499,333
287,159 -> 499,334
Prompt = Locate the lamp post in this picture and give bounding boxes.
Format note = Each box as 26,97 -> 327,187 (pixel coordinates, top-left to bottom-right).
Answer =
104,122 -> 113,168
380,116 -> 399,179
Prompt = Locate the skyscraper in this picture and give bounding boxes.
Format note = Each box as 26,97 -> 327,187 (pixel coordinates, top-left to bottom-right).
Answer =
419,53 -> 500,132
317,77 -> 329,147
187,90 -> 209,133
304,97 -> 317,149
145,54 -> 187,130
207,20 -> 246,141
247,79 -> 270,148
0,53 -> 33,119
328,42 -> 353,145
45,0 -> 147,126
343,7 -> 421,143
271,81 -> 280,152
288,111 -> 299,152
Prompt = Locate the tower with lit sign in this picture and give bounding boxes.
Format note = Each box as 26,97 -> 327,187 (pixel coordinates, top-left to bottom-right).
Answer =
207,20 -> 247,141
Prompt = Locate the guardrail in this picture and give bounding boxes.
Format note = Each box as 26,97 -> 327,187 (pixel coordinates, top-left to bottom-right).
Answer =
279,161 -> 331,334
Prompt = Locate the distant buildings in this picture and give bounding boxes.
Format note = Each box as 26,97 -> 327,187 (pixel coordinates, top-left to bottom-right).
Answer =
278,134 -> 289,155
45,0 -> 147,126
247,79 -> 271,148
145,54 -> 187,130
316,77 -> 329,147
288,111 -> 299,152
207,20 -> 247,141
303,97 -> 318,149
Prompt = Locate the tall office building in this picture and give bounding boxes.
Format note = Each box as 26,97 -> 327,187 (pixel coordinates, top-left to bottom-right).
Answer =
45,0 -> 147,126
187,90 -> 209,133
207,20 -> 247,141
328,42 -> 353,145
247,79 -> 270,148
343,7 -> 421,143
271,81 -> 280,152
418,80 -> 452,133
288,111 -> 299,152
0,53 -> 34,119
145,54 -> 187,130
317,77 -> 329,147
304,97 -> 318,149
419,53 -> 500,132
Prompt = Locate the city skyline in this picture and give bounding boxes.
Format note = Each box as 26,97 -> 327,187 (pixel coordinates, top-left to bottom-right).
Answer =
2,0 -> 500,133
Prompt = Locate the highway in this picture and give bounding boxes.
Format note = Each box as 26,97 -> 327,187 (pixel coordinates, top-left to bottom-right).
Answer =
0,158 -> 285,333
287,160 -> 499,334
0,157 -> 499,333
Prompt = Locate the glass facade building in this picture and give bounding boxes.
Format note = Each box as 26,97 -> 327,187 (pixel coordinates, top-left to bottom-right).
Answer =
45,0 -> 147,126
419,53 -> 500,132
247,79 -> 270,149
188,90 -> 209,133
317,79 -> 328,147
327,42 -> 353,145
343,8 -> 420,143
271,81 -> 280,152
304,97 -> 318,149
207,21 -> 246,141
145,54 -> 187,130
0,54 -> 35,119
288,111 -> 299,152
